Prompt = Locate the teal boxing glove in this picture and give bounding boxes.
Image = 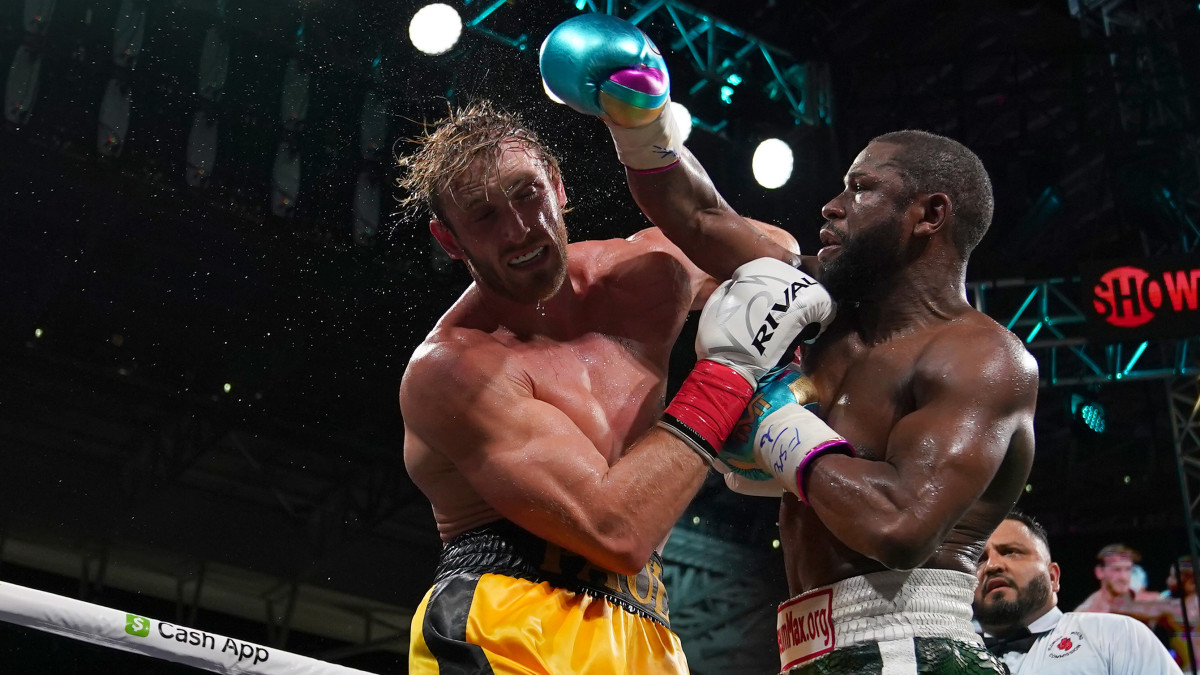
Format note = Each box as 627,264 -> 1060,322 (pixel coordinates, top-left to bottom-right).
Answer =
539,13 -> 669,128
724,364 -> 855,501
725,366 -> 819,482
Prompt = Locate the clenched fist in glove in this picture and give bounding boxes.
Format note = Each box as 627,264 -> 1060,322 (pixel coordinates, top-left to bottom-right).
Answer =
657,257 -> 837,472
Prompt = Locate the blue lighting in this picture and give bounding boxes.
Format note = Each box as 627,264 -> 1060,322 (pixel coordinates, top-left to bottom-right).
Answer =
1071,394 -> 1106,434
720,85 -> 734,104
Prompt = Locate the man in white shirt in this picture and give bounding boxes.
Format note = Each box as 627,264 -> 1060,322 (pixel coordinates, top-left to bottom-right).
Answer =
973,509 -> 1182,674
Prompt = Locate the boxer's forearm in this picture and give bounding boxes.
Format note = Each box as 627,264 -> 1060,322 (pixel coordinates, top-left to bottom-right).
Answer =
627,150 -> 795,280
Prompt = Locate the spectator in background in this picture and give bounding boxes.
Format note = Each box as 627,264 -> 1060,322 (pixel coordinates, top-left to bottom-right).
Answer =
1077,542 -> 1184,648
1076,543 -> 1164,613
974,509 -> 1182,673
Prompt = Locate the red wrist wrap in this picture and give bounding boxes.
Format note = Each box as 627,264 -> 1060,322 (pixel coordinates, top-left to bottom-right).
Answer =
663,360 -> 754,453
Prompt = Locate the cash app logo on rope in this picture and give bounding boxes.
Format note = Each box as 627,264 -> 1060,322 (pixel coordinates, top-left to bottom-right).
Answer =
125,613 -> 151,637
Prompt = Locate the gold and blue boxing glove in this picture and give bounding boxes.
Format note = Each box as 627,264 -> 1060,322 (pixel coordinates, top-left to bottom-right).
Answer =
723,364 -> 856,500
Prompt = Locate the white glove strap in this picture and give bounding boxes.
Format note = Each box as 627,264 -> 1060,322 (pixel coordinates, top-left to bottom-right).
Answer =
724,472 -> 785,498
607,101 -> 684,172
752,403 -> 853,503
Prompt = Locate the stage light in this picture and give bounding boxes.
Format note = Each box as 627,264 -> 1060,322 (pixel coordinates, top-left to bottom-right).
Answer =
409,4 -> 462,56
719,85 -> 734,105
670,101 -> 692,142
1070,393 -> 1106,434
752,138 -> 793,189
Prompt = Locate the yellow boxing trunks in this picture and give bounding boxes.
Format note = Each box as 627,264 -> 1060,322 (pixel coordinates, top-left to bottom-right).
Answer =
409,519 -> 688,675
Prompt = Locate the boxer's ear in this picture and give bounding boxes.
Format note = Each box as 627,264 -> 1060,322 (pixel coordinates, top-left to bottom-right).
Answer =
554,176 -> 567,208
912,192 -> 950,239
430,219 -> 464,260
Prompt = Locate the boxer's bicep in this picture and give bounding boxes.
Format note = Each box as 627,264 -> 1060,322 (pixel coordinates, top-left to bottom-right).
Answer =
805,328 -> 1037,568
398,343 -> 662,569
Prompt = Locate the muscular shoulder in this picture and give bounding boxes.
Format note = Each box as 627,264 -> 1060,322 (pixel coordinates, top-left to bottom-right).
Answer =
575,228 -> 691,275
919,311 -> 1039,393
401,327 -> 523,420
571,229 -> 709,307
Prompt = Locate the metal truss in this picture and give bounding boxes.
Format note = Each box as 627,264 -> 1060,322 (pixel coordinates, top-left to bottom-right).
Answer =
462,0 -> 531,50
974,263 -> 1200,598
969,277 -> 1200,387
1169,375 -> 1200,578
1068,0 -> 1194,136
661,526 -> 781,675
466,0 -> 833,135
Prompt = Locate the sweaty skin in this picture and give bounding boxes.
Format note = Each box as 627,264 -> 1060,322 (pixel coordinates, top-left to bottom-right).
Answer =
402,142 -> 797,575
627,138 -> 1038,593
779,142 -> 1039,593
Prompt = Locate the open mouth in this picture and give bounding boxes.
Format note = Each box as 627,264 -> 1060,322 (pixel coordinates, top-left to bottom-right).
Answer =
508,246 -> 546,267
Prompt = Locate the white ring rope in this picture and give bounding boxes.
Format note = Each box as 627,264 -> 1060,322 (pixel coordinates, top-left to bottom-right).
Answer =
0,581 -> 378,674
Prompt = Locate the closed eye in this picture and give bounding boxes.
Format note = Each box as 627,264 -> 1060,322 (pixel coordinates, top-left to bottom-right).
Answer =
515,181 -> 542,200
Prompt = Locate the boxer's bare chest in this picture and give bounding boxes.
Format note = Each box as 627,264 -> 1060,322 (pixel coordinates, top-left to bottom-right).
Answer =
504,329 -> 668,462
780,329 -> 930,590
805,330 -> 925,459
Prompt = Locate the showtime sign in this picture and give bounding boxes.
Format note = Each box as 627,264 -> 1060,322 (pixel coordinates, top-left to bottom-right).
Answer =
1082,255 -> 1200,340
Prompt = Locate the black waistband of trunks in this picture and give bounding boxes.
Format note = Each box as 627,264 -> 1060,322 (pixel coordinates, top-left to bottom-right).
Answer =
436,519 -> 672,628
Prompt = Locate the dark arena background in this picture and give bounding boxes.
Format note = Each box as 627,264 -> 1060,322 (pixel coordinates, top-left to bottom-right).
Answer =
1,0 -> 1199,673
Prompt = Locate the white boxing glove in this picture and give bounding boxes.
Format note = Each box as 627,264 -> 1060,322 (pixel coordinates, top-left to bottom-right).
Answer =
697,257 -> 835,386
724,471 -> 786,497
658,257 -> 837,471
750,402 -> 854,503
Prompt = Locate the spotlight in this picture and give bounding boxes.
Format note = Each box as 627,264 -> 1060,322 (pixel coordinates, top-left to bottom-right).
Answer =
409,4 -> 462,56
752,138 -> 793,189
670,101 -> 692,142
1070,393 -> 1106,434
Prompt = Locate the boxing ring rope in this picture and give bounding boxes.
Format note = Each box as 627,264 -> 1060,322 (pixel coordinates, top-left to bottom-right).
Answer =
0,581 -> 377,674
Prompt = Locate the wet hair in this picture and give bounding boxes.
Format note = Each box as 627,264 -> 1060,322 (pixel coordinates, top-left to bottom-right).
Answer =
396,100 -> 563,229
870,130 -> 994,258
1006,508 -> 1050,553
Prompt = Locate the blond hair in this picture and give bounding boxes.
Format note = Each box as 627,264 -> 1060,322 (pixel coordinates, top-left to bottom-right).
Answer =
396,100 -> 563,228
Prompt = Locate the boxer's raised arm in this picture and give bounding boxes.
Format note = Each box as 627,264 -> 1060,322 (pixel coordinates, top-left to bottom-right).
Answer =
541,14 -> 798,281
624,151 -> 798,280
